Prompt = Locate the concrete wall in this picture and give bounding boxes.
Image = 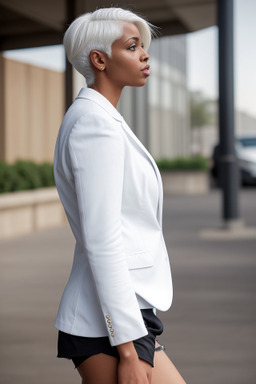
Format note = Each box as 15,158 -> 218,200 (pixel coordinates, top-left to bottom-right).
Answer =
0,55 -> 64,163
0,188 -> 66,240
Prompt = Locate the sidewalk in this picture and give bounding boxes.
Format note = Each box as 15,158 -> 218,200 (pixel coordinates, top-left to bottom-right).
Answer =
1,188 -> 256,384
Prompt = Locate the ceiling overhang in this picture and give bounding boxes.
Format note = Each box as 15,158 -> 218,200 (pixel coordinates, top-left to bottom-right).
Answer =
0,0 -> 217,50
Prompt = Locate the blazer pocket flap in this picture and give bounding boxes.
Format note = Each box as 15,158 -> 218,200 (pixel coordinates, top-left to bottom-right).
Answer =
126,251 -> 153,270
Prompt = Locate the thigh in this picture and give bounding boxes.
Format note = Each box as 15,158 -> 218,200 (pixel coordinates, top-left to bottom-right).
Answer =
152,350 -> 187,384
77,353 -> 152,384
77,353 -> 119,384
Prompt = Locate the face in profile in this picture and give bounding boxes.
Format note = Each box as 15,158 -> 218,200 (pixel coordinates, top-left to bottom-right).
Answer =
104,22 -> 150,90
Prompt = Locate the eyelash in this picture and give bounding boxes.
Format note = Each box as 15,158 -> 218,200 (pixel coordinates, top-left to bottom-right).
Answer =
128,43 -> 145,51
129,43 -> 136,51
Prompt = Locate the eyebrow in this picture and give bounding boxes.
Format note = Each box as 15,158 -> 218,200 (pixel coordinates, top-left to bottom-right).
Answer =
124,36 -> 140,44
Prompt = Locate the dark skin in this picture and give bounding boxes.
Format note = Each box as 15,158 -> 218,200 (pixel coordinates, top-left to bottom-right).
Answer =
89,22 -> 150,107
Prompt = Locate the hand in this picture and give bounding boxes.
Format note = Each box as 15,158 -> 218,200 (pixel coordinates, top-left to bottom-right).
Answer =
117,342 -> 151,384
118,355 -> 151,384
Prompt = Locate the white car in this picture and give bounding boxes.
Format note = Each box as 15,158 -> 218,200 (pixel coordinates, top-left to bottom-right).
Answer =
211,136 -> 256,185
236,136 -> 256,185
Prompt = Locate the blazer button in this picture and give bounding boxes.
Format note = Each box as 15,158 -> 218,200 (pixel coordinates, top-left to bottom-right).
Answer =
111,332 -> 115,337
108,323 -> 112,328
105,314 -> 111,320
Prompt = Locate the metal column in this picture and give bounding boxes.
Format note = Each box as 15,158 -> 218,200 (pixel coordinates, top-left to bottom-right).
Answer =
218,0 -> 240,227
65,0 -> 76,111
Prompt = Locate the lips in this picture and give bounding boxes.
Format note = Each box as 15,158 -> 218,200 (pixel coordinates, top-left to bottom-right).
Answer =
141,65 -> 150,76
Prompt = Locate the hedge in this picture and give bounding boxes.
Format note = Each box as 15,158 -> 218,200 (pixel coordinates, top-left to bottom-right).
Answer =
156,156 -> 209,171
0,156 -> 209,193
0,160 -> 55,194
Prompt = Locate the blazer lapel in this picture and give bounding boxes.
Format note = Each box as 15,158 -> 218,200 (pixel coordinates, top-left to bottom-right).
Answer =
121,120 -> 163,228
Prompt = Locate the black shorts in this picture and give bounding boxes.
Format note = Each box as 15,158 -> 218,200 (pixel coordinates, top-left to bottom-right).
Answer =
57,308 -> 164,368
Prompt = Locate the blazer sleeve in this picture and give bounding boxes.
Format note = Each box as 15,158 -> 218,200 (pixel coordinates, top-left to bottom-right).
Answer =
68,112 -> 148,346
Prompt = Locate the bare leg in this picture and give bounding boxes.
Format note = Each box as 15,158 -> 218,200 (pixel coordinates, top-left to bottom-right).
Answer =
77,353 -> 152,384
77,354 -> 118,384
152,345 -> 187,384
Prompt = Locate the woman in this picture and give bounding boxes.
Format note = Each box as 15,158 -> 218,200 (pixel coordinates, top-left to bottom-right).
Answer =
54,7 -> 186,384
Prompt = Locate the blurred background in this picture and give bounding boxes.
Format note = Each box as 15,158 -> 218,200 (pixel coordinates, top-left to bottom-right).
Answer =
2,0 -> 256,162
0,0 -> 255,383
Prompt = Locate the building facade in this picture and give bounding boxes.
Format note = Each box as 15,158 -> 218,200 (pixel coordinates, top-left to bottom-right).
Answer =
0,55 -> 64,163
0,34 -> 190,164
118,34 -> 190,160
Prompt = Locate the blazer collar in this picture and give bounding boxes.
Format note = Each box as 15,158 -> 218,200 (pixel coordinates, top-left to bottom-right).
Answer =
76,88 -> 123,122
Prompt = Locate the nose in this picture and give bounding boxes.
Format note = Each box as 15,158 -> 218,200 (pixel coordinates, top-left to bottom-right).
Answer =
141,48 -> 150,62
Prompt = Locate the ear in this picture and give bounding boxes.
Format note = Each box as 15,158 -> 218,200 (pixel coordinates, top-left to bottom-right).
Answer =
90,50 -> 107,72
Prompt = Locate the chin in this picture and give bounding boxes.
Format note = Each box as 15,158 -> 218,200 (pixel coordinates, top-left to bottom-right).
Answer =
133,79 -> 148,87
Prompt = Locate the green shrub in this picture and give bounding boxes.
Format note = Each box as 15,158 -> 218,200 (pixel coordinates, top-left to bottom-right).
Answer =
38,162 -> 55,187
14,161 -> 43,190
0,161 -> 17,193
0,160 -> 55,194
156,156 -> 209,171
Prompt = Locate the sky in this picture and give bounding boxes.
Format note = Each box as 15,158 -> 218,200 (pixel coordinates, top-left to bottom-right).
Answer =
187,0 -> 256,118
4,0 -> 256,119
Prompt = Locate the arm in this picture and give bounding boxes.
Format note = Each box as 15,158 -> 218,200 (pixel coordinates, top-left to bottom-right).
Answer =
68,113 -> 147,346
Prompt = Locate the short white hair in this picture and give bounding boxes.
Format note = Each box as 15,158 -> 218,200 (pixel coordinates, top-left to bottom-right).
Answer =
64,7 -> 154,86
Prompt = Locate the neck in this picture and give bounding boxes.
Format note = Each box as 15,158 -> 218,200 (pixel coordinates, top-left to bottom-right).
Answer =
89,79 -> 123,108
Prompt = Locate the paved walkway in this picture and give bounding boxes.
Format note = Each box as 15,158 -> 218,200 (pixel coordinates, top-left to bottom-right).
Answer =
1,188 -> 256,384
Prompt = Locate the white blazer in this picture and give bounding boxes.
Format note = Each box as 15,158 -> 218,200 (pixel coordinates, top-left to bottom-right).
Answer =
54,87 -> 173,346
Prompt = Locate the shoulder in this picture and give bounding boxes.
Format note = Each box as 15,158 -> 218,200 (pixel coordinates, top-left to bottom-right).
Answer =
71,107 -> 121,137
60,101 -> 122,141
65,105 -> 125,157
69,90 -> 124,128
